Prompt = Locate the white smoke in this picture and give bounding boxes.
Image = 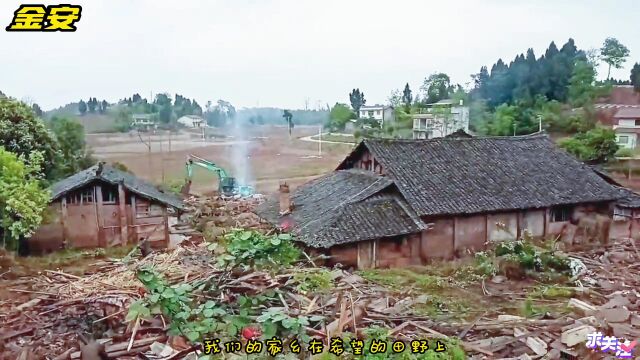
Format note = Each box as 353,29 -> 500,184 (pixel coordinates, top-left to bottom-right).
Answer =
229,119 -> 251,186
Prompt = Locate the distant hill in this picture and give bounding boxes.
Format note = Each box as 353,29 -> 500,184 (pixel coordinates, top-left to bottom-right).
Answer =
45,102 -> 118,133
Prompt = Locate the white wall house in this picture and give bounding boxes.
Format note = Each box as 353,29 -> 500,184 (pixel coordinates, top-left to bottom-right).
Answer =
613,108 -> 640,149
358,105 -> 395,126
131,114 -> 156,129
177,115 -> 205,128
412,99 -> 470,139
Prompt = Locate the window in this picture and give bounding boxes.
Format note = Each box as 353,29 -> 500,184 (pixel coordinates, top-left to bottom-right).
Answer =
614,207 -> 632,221
550,205 -> 572,222
102,187 -> 118,204
618,136 -> 629,144
81,189 -> 94,204
67,188 -> 94,205
376,110 -> 381,115
368,110 -> 374,117
67,193 -> 81,205
636,119 -> 640,126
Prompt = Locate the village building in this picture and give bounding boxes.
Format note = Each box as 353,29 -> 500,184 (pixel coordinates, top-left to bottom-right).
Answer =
28,164 -> 184,253
358,105 -> 395,127
257,134 -> 621,269
612,108 -> 640,149
177,114 -> 205,128
412,99 -> 470,139
595,85 -> 640,125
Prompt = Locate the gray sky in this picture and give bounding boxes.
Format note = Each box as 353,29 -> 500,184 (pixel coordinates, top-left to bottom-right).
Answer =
1,0 -> 638,111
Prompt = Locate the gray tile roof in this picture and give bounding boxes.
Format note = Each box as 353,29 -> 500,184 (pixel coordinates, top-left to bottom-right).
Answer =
615,187 -> 640,209
338,134 -> 621,216
51,164 -> 184,210
255,169 -> 427,248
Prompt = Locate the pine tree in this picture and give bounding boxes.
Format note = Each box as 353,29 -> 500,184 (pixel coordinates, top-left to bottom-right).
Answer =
631,63 -> 640,92
402,83 -> 413,110
78,100 -> 87,115
349,89 -> 366,115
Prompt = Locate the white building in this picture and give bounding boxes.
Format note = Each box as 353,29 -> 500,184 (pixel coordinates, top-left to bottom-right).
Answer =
358,105 -> 395,126
131,114 -> 156,129
177,115 -> 205,128
412,99 -> 470,139
613,107 -> 640,149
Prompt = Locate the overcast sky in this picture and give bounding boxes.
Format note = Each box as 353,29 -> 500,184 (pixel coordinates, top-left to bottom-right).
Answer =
1,0 -> 638,111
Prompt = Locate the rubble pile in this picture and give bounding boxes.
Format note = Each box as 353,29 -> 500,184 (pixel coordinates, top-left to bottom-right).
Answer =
440,239 -> 640,359
1,192 -> 638,359
182,194 -> 269,239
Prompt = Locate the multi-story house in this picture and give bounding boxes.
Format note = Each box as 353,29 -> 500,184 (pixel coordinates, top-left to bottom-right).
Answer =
358,105 -> 395,126
412,99 -> 469,139
613,108 -> 640,149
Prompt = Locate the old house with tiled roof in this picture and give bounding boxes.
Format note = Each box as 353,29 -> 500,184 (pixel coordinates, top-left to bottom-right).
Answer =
257,134 -> 622,269
28,163 -> 184,253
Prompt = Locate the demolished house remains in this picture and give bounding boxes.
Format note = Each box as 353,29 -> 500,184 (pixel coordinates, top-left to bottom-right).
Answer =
28,163 -> 184,253
257,133 -> 623,269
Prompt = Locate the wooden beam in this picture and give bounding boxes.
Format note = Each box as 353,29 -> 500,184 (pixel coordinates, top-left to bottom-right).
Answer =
131,195 -> 137,244
162,206 -> 169,249
61,197 -> 68,247
95,185 -> 104,247
118,182 -> 128,246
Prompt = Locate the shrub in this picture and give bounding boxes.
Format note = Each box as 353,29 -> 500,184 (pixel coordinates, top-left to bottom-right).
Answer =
217,230 -> 300,269
615,147 -> 634,158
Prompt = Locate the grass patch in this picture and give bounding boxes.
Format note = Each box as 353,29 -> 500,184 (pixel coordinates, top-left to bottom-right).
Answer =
529,285 -> 575,300
293,268 -> 334,294
17,245 -> 135,274
310,133 -> 356,143
358,268 -> 445,292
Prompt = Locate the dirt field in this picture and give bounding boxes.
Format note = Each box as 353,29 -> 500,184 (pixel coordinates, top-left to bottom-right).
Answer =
87,125 -> 353,194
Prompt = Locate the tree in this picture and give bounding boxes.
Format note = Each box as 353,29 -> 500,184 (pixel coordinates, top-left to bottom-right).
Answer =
32,103 -> 43,117
101,100 -> 109,113
326,103 -> 356,131
600,37 -> 630,80
402,83 -> 413,110
0,148 -> 50,251
387,89 -> 402,108
421,73 -> 452,104
204,100 -> 235,127
568,60 -> 598,107
283,110 -> 294,136
50,117 -> 95,177
631,62 -> 640,92
132,93 -> 142,103
78,100 -> 87,115
349,89 -> 366,115
0,97 -> 58,179
87,97 -> 96,113
558,127 -> 618,164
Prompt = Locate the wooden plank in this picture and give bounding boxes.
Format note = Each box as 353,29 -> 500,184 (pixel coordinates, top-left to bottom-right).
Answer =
118,183 -> 128,245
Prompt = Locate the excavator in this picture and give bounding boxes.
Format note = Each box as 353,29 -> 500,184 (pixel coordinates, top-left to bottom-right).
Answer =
181,154 -> 254,197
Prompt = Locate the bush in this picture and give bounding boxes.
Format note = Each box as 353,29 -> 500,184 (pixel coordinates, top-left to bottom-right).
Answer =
217,230 -> 300,269
615,147 -> 634,158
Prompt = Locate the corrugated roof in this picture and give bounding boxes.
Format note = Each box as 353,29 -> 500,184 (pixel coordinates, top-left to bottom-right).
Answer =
338,134 -> 620,216
255,169 -> 426,248
51,164 -> 184,210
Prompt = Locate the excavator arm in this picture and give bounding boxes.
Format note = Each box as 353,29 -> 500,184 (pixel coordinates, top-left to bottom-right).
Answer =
181,154 -> 237,196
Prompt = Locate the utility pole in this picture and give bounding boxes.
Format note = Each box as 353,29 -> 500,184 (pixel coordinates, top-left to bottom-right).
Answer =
318,125 -> 322,157
513,123 -> 517,136
537,115 -> 543,132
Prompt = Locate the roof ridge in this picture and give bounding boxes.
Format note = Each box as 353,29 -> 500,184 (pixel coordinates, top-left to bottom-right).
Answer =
363,133 -> 549,144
